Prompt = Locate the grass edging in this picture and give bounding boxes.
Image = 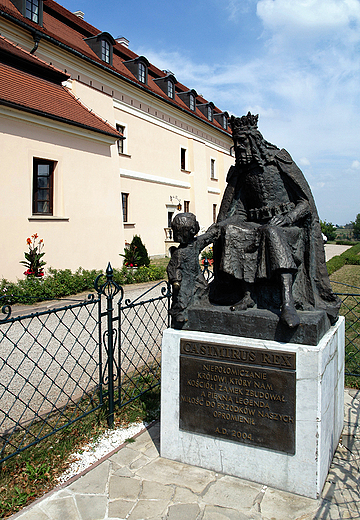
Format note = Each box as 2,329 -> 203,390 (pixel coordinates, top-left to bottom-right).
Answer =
326,243 -> 360,276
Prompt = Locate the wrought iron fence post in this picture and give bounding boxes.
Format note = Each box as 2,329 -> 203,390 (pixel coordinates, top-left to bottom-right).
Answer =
95,263 -> 121,428
167,280 -> 172,328
106,272 -> 115,428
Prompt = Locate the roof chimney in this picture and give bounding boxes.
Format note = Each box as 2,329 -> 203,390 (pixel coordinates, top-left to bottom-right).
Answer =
73,11 -> 84,20
116,36 -> 129,48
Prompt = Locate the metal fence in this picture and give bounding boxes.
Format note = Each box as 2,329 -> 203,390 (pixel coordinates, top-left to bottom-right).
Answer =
0,268 -> 359,464
0,265 -> 171,464
332,281 -> 360,380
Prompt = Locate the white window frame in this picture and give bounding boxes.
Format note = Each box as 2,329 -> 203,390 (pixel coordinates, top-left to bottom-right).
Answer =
180,146 -> 189,172
116,121 -> 128,155
138,62 -> 146,83
121,192 -> 129,223
189,94 -> 195,111
210,157 -> 217,180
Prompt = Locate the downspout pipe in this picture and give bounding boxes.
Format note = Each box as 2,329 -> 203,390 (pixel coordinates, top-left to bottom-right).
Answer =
30,32 -> 41,54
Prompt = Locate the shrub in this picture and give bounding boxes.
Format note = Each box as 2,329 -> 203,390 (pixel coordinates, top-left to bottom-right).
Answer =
131,236 -> 150,267
201,246 -> 213,260
121,236 -> 150,268
0,265 -> 167,306
336,241 -> 359,246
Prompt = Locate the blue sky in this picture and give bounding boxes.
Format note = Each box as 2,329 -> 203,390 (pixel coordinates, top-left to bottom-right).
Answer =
60,0 -> 360,225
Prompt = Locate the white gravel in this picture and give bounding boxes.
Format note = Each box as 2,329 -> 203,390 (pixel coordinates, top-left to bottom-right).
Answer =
57,421 -> 147,485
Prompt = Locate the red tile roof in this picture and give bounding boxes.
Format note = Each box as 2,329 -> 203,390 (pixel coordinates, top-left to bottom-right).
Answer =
0,0 -> 231,135
0,36 -> 121,138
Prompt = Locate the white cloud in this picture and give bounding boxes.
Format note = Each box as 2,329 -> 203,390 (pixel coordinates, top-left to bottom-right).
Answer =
225,0 -> 255,20
135,1 -> 360,223
257,0 -> 360,35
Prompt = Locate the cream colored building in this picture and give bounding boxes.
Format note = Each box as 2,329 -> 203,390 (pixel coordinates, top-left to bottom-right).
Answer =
0,0 -> 234,281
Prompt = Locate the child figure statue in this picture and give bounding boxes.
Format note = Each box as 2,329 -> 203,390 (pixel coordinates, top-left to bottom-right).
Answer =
167,213 -> 218,328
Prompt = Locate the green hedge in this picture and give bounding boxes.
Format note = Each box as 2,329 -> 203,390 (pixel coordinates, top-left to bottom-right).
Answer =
336,240 -> 359,246
0,265 -> 167,305
326,243 -> 360,275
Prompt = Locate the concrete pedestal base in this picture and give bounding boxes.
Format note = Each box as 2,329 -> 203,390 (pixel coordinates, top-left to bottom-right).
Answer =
160,317 -> 345,499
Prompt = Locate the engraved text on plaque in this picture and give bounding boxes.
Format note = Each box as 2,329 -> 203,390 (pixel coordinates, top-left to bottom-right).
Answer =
179,339 -> 296,454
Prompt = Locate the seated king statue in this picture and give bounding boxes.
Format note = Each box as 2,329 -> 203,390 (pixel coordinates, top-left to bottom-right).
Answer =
209,112 -> 340,328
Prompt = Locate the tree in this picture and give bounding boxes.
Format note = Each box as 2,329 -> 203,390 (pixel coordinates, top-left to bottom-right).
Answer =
352,213 -> 360,240
320,220 -> 337,241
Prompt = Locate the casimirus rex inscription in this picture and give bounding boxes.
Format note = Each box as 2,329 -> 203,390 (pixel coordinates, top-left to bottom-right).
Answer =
180,339 -> 296,454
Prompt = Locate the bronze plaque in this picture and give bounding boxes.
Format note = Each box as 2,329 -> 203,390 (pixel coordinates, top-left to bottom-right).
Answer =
179,339 -> 296,454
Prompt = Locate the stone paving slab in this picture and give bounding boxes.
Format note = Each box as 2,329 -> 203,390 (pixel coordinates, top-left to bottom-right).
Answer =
10,388 -> 360,520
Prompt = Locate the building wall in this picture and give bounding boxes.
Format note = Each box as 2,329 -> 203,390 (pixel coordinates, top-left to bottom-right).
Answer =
0,109 -> 123,280
0,9 -> 235,281
69,79 -> 233,259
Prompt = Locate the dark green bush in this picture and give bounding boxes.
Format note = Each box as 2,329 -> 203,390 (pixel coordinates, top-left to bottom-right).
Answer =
131,236 -> 150,267
336,241 -> 359,246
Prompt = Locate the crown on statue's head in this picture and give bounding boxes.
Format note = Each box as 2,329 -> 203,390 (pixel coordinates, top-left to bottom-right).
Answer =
230,112 -> 259,136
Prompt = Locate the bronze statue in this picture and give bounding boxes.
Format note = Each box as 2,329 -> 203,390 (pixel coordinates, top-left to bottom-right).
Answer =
210,113 -> 340,327
167,213 -> 217,328
168,113 -> 340,332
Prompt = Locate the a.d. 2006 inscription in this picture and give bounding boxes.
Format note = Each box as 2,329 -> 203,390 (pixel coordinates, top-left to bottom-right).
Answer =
179,339 -> 296,454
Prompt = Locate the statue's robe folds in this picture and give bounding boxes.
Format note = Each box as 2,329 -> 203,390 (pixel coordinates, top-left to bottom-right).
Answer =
212,148 -> 340,324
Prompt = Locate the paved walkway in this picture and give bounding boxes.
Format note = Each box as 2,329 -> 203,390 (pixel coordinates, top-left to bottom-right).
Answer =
325,244 -> 352,262
10,388 -> 360,520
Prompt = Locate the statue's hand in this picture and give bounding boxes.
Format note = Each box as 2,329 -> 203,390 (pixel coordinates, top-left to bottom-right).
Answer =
269,214 -> 291,227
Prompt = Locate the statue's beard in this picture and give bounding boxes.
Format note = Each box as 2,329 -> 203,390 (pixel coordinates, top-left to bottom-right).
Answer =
236,152 -> 253,165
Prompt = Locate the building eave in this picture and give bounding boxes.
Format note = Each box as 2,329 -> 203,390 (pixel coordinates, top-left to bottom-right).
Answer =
0,99 -> 120,140
0,7 -> 232,139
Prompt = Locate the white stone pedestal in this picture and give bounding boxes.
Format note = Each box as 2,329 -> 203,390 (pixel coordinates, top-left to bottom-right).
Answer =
160,317 -> 345,499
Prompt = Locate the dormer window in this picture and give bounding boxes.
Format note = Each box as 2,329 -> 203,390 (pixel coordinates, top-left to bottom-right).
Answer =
84,32 -> 115,65
101,40 -> 110,63
153,74 -> 177,99
123,56 -> 150,85
10,0 -> 43,25
214,111 -> 229,130
168,81 -> 174,99
177,89 -> 197,111
26,0 -> 39,22
138,62 -> 146,83
197,102 -> 215,122
154,74 -> 177,99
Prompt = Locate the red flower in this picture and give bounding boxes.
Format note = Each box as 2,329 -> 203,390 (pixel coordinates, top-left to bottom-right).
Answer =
26,238 -> 31,245
32,233 -> 38,239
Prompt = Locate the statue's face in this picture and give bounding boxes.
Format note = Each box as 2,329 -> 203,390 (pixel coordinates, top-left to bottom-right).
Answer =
173,226 -> 191,245
234,133 -> 253,166
172,219 -> 194,245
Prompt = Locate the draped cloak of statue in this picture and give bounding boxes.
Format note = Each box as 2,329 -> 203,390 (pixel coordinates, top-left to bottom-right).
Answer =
211,145 -> 341,325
